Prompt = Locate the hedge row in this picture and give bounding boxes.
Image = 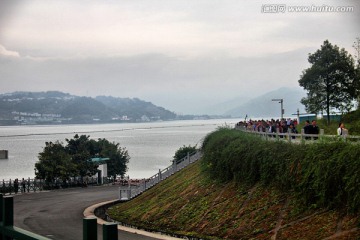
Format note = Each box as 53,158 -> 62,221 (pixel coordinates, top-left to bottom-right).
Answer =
201,128 -> 360,212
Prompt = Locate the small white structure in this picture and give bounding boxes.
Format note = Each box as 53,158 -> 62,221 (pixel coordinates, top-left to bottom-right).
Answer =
97,163 -> 108,184
91,157 -> 110,184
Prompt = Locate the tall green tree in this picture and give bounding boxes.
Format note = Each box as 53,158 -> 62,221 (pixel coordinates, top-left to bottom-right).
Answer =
352,37 -> 360,108
299,40 -> 358,124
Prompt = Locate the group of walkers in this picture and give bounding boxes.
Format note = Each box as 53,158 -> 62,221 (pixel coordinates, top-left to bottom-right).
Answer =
236,118 -> 349,138
13,178 -> 28,194
235,118 -> 302,135
235,118 -> 321,140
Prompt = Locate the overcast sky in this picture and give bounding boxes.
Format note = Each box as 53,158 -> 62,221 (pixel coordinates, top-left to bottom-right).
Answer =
0,0 -> 359,114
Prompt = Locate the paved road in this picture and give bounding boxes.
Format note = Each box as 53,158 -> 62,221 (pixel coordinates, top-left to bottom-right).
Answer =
12,185 -> 158,240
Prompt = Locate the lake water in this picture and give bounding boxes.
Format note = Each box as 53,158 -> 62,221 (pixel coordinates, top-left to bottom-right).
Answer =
0,119 -> 237,180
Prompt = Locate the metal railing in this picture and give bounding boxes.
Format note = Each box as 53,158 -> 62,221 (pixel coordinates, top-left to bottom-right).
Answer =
0,194 -> 118,240
235,126 -> 360,143
1,177 -> 115,196
119,150 -> 202,200
0,194 -> 50,240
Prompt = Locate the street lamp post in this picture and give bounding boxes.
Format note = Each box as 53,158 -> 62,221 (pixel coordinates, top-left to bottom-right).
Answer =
272,99 -> 284,119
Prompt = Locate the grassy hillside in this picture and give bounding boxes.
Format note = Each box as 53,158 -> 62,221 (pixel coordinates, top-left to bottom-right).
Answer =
107,161 -> 359,239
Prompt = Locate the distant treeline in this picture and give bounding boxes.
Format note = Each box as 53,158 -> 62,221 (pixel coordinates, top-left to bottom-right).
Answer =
201,128 -> 360,213
0,91 -> 176,124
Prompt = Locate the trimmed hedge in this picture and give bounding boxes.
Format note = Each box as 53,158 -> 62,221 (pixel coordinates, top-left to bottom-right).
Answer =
201,128 -> 360,212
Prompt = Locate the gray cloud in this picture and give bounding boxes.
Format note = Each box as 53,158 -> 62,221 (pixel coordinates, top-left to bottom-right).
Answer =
0,0 -> 359,114
0,49 -> 311,114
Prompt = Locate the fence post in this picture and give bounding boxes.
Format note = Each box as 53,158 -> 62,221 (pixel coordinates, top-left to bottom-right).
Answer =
187,152 -> 190,165
265,130 -> 269,141
83,217 -> 97,240
301,128 -> 305,142
0,195 -> 14,240
0,194 -> 3,240
173,160 -> 177,173
320,129 -> 324,140
158,169 -> 162,181
287,128 -> 291,143
0,194 -> 3,223
3,196 -> 14,227
119,188 -> 123,200
102,223 -> 118,240
1,181 -> 4,196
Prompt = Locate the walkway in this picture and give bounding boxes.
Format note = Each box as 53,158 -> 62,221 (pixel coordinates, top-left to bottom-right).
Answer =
12,151 -> 202,239
13,185 -> 157,240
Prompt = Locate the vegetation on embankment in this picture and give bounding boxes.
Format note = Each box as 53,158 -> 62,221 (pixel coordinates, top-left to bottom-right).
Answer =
201,128 -> 360,213
107,128 -> 360,239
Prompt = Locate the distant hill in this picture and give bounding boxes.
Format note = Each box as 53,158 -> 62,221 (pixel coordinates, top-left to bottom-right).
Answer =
225,87 -> 306,118
0,91 -> 176,125
95,96 -> 177,121
199,96 -> 248,115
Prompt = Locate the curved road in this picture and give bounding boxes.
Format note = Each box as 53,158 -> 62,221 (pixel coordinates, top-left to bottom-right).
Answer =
13,185 -> 158,240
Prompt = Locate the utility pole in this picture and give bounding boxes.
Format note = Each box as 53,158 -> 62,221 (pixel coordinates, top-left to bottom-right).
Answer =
272,99 -> 284,119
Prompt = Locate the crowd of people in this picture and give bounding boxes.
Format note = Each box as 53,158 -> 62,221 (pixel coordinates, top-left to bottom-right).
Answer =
235,118 -> 302,134
235,118 -> 321,136
235,118 -> 349,137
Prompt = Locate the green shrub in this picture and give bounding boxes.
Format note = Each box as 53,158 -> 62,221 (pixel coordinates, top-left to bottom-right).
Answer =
201,128 -> 360,212
173,145 -> 197,163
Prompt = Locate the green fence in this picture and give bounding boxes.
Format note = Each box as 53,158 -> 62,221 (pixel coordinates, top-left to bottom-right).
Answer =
0,194 -> 118,240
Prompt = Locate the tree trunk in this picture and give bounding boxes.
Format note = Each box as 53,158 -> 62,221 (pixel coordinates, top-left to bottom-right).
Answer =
326,81 -> 330,125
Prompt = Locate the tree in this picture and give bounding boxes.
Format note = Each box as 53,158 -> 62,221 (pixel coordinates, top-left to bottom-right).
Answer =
299,40 -> 358,124
35,141 -> 76,182
93,138 -> 129,179
65,134 -> 98,178
173,145 -> 197,163
352,37 -> 360,108
35,135 -> 129,182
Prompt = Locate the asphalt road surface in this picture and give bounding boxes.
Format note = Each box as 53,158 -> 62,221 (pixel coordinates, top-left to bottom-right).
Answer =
12,185 -> 158,240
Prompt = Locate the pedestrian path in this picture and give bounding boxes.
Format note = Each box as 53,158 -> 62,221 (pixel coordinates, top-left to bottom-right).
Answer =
118,150 -> 202,200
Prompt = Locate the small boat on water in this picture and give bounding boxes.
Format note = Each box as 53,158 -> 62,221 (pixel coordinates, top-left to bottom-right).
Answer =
0,150 -> 8,159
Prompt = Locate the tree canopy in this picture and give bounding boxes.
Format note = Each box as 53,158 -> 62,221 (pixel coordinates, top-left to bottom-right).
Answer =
299,40 -> 358,124
35,134 -> 129,182
173,145 -> 197,163
352,37 -> 360,108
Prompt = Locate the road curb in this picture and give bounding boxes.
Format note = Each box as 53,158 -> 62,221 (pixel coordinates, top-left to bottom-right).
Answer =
83,200 -> 182,240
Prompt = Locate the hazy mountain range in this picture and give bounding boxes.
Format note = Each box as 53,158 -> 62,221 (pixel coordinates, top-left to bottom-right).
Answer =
202,87 -> 306,118
0,91 -> 177,125
0,88 -> 307,125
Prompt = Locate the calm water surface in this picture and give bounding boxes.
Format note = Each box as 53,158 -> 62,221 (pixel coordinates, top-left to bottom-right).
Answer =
0,119 -> 236,180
